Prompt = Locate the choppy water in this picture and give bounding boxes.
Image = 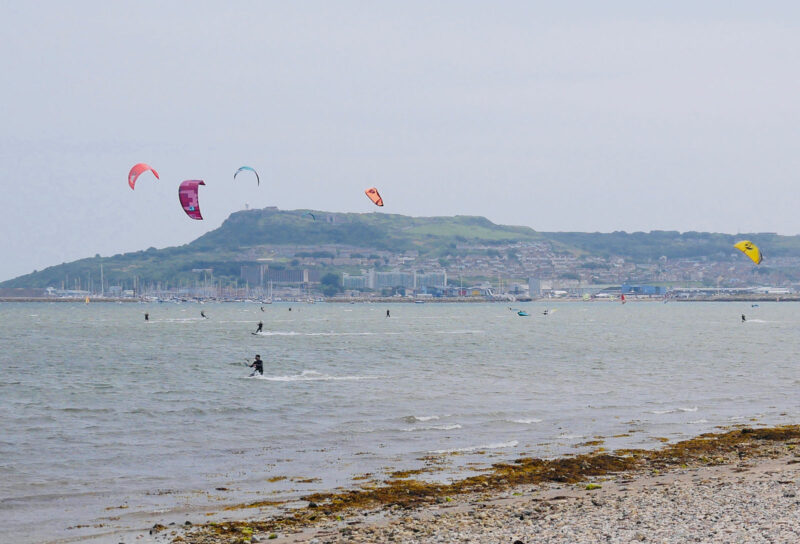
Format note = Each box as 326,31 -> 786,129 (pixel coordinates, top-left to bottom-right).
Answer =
1,301 -> 798,543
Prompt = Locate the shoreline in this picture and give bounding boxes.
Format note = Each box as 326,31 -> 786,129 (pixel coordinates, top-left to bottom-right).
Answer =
3,296 -> 800,303
167,426 -> 800,543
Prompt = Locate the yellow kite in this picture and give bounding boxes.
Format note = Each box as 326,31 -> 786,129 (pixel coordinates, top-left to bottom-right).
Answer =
734,240 -> 762,265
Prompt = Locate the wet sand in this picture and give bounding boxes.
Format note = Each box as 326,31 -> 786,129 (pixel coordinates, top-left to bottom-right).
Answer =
165,426 -> 800,544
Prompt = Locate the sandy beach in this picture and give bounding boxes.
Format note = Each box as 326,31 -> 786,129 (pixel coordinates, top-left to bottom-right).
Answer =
166,426 -> 800,544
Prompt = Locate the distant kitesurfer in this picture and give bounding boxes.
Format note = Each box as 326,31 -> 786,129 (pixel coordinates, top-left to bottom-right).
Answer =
249,354 -> 263,376
543,309 -> 548,316
741,314 -> 746,323
256,321 -> 263,333
201,310 -> 207,319
260,306 -> 265,312
386,309 -> 390,318
289,307 -> 292,312
144,312 -> 149,321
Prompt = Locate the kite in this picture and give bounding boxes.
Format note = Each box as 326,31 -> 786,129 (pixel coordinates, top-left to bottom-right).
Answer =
128,163 -> 159,190
305,212 -> 316,221
734,240 -> 763,265
365,187 -> 383,207
178,180 -> 206,220
234,166 -> 260,185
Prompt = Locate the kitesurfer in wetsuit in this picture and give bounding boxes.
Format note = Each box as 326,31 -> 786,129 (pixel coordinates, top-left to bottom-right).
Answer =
386,309 -> 390,318
255,321 -> 263,333
741,314 -> 746,323
144,312 -> 149,321
201,310 -> 207,319
250,354 -> 264,376
543,309 -> 548,316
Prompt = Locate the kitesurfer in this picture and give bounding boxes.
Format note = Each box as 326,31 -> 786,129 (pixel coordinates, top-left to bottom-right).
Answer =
741,314 -> 746,323
144,312 -> 149,321
201,310 -> 207,319
386,309 -> 390,318
260,306 -> 265,312
543,309 -> 548,316
249,355 -> 264,376
256,321 -> 263,333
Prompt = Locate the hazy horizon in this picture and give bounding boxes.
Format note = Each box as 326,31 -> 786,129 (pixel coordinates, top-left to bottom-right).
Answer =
2,2 -> 800,281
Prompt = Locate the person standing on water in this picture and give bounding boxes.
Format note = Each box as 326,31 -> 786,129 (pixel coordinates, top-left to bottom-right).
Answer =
249,354 -> 264,376
255,320 -> 263,333
144,313 -> 149,321
741,314 -> 746,323
386,309 -> 390,318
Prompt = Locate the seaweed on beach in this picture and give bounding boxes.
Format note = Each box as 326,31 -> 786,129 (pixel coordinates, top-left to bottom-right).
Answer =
177,425 -> 800,543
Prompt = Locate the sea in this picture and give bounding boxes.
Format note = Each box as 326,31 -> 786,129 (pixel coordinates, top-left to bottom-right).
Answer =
1,301 -> 798,543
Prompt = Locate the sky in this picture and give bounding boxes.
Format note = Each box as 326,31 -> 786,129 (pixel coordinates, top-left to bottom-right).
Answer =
2,1 -> 800,281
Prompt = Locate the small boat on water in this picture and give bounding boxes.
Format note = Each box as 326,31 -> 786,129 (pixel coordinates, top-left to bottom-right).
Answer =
517,310 -> 529,316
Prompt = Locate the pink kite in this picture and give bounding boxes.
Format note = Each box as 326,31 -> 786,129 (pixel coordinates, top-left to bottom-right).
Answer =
178,180 -> 205,220
128,163 -> 159,190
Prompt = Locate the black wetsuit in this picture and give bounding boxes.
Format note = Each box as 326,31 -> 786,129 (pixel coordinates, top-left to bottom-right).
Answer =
256,322 -> 263,333
145,313 -> 149,321
250,359 -> 264,375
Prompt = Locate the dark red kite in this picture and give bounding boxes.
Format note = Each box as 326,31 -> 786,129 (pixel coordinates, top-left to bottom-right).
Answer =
179,180 -> 205,220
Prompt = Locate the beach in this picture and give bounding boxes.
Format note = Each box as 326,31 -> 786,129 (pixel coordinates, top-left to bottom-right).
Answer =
172,427 -> 800,543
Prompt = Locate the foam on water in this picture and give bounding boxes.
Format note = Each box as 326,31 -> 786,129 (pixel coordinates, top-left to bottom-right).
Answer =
248,370 -> 378,382
402,424 -> 462,432
404,415 -> 440,422
428,440 -> 519,454
649,406 -> 699,414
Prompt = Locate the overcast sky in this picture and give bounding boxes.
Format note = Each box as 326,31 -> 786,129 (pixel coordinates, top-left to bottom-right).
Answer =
2,1 -> 799,281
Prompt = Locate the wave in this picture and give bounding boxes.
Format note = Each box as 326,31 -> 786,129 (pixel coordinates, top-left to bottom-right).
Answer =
248,370 -> 377,382
649,407 -> 698,415
253,331 -> 400,337
509,418 -> 542,424
428,440 -> 518,454
403,424 -> 462,432
404,415 -> 440,423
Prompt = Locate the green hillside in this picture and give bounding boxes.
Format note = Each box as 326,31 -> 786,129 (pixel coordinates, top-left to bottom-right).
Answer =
3,208 -> 799,289
0,209 -> 543,289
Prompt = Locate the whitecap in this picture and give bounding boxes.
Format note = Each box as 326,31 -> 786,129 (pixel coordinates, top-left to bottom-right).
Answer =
650,406 -> 698,415
249,370 -> 377,382
510,418 -> 542,424
404,415 -> 439,423
403,424 -> 462,432
254,331 -> 398,337
428,440 -> 518,454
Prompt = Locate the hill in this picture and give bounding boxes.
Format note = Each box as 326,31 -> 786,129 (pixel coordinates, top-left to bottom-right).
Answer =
3,208 -> 799,289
